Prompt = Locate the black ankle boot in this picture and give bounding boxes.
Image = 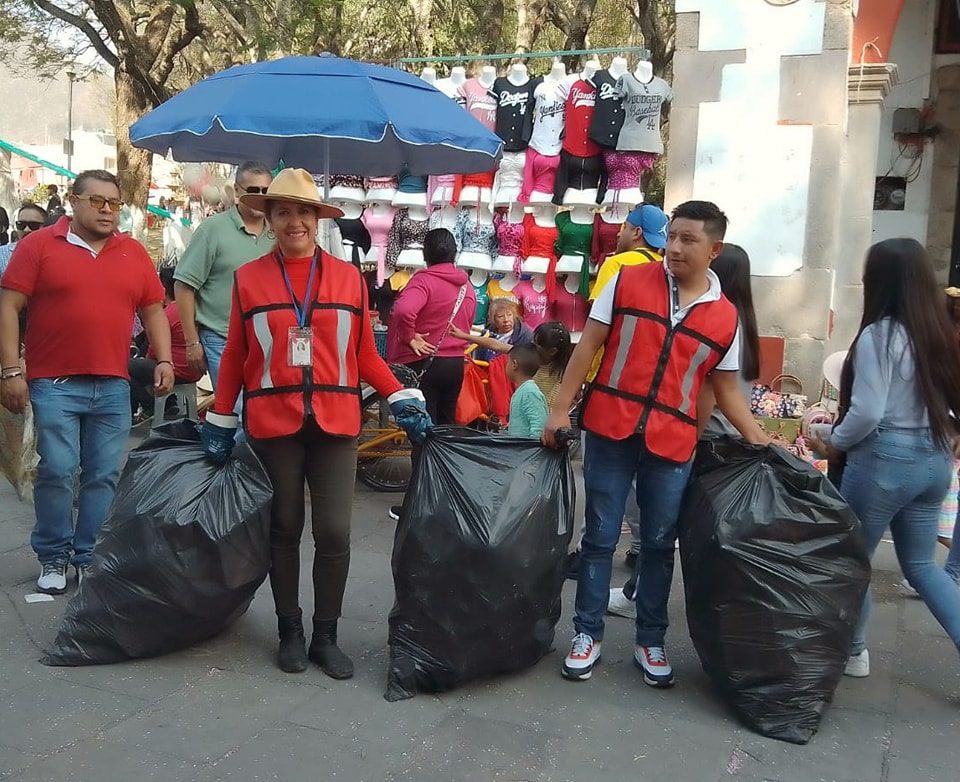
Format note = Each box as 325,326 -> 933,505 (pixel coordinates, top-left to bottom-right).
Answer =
308,619 -> 354,679
277,614 -> 308,673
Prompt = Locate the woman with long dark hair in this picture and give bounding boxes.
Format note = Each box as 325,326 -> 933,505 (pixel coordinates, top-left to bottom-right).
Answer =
696,243 -> 760,436
823,238 -> 960,679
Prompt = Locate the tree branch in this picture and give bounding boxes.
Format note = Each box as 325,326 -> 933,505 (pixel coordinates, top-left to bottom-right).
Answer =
30,0 -> 119,67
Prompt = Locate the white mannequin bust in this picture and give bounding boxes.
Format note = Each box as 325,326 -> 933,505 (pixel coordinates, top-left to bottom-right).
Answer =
602,187 -> 643,209
420,67 -> 437,84
547,61 -> 566,84
569,206 -> 593,225
397,246 -> 426,269
609,56 -> 628,79
469,268 -> 489,286
601,202 -> 629,224
563,273 -> 581,294
497,272 -> 519,290
508,62 -> 529,86
368,201 -> 393,216
432,205 -> 458,231
450,66 -> 467,86
459,186 -> 492,208
529,273 -> 547,293
478,66 -> 496,89
582,58 -> 601,82
505,203 -> 525,223
533,204 -> 555,228
462,203 -> 493,225
334,201 -> 363,220
634,59 -> 654,84
407,205 -> 429,222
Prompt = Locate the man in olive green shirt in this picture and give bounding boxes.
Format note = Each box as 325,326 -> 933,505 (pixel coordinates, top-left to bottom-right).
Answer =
174,162 -> 274,390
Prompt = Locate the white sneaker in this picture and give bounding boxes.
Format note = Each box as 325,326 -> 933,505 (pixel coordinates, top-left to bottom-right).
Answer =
900,578 -> 919,598
562,633 -> 601,680
635,645 -> 675,688
36,561 -> 68,595
844,649 -> 870,678
606,587 -> 636,619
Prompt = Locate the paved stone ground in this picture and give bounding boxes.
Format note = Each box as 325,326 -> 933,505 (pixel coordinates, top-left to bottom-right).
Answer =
1,436 -> 959,782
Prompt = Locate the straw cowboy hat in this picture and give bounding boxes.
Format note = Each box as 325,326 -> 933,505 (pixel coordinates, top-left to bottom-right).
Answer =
239,168 -> 344,219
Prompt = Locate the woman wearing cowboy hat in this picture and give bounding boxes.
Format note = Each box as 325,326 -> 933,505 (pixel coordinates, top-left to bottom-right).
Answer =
201,168 -> 431,677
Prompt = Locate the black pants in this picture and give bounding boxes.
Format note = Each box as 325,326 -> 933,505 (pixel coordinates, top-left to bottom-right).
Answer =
406,356 -> 464,471
251,420 -> 358,621
406,356 -> 464,425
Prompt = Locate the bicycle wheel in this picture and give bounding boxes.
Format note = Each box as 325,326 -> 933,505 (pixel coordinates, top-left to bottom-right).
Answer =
356,363 -> 419,492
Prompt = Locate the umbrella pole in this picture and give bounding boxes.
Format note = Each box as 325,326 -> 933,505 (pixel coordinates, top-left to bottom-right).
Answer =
323,139 -> 330,201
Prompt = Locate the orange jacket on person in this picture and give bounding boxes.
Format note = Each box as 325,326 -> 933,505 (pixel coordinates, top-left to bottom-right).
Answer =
581,262 -> 737,463
214,250 -> 402,439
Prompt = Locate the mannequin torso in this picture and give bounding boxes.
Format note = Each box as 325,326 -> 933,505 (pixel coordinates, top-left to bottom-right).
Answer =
608,56 -> 628,80
478,66 -> 496,90
420,67 -> 437,84
508,63 -> 529,86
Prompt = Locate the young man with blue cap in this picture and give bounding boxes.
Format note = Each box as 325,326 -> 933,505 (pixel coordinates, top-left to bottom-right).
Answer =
544,200 -> 769,689
590,203 -> 669,302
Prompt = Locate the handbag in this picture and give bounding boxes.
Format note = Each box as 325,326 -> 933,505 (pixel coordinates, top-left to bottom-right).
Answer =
750,374 -> 807,419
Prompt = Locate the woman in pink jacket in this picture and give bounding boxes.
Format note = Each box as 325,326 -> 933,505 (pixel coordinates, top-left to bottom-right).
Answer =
387,229 -> 477,513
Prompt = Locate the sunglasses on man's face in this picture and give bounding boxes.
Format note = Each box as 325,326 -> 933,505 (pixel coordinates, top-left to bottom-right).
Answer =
238,185 -> 270,195
73,194 -> 124,212
15,220 -> 44,231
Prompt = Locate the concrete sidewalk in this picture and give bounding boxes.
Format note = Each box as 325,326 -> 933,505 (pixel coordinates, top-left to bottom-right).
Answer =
1,457 -> 959,782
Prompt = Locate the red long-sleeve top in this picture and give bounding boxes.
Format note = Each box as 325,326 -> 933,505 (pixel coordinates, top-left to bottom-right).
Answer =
213,255 -> 401,416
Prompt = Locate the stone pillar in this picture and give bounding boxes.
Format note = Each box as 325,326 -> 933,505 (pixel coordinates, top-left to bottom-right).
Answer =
830,63 -> 899,351
927,66 -> 960,283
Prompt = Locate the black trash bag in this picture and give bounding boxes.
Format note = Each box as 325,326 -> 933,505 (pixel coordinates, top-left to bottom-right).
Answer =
385,427 -> 575,701
44,421 -> 272,666
680,437 -> 870,745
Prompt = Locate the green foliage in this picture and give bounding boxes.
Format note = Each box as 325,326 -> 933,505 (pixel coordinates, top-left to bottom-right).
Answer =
21,182 -> 50,205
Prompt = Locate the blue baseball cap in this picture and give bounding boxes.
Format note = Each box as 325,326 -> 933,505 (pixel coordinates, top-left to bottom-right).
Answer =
625,203 -> 669,250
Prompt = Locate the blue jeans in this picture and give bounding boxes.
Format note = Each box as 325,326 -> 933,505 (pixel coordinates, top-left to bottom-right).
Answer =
576,432 -> 693,645
30,377 -> 131,566
841,428 -> 960,654
198,327 -> 227,391
199,327 -> 243,421
946,505 -> 960,582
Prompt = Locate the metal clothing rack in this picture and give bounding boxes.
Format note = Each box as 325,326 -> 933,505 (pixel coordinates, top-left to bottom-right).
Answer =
397,46 -> 651,65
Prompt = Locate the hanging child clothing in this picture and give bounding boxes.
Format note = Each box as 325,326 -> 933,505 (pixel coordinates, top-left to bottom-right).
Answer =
519,150 -> 560,204
602,150 -> 657,196
386,208 -> 429,269
616,73 -> 672,155
397,169 -> 428,194
529,79 -> 567,157
493,211 -> 525,260
519,213 -> 558,267
588,70 -> 626,149
458,78 -> 498,131
334,217 -> 372,272
494,152 -> 526,204
362,207 -> 396,285
513,279 -> 552,329
591,214 -> 620,267
365,176 -> 399,191
554,211 -> 594,294
427,174 -> 459,207
552,283 -> 588,333
493,76 -> 542,152
472,278 -> 490,326
454,209 -> 499,258
553,152 -> 607,205
563,79 -> 601,158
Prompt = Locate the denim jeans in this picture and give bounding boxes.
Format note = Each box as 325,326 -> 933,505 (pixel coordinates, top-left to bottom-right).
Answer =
30,377 -> 131,566
576,431 -> 693,645
840,428 -> 960,654
199,327 -> 242,420
198,327 -> 227,391
945,506 -> 960,582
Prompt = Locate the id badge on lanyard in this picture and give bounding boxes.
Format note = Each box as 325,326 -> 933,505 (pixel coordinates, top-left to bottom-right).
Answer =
278,251 -> 319,368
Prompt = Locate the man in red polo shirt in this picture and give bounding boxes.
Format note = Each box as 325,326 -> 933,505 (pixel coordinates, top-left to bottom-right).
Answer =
0,170 -> 174,595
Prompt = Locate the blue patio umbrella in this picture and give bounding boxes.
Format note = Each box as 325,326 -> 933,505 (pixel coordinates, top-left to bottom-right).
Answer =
129,55 -> 503,178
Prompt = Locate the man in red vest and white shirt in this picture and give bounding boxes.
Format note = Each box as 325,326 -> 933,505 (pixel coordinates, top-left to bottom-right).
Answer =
543,200 -> 769,688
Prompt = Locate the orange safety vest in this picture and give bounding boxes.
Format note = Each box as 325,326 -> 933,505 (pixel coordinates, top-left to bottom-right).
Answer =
233,250 -> 368,440
581,262 -> 737,462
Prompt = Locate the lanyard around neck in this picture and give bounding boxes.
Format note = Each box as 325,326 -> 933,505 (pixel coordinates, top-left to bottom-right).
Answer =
276,250 -> 320,328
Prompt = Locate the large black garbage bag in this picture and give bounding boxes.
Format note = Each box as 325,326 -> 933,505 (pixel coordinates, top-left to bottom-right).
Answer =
385,428 -> 575,701
44,421 -> 272,666
680,437 -> 870,745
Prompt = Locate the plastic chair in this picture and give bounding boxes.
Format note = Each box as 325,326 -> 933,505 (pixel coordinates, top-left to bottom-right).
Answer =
152,383 -> 198,427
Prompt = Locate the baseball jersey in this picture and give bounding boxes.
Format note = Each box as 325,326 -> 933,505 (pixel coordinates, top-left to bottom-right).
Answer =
529,79 -> 568,157
616,74 -> 672,154
563,79 -> 601,157
588,70 -> 626,149
458,78 -> 497,130
494,76 -> 542,152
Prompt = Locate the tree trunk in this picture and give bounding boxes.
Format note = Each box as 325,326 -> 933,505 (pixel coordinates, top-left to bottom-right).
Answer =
114,68 -> 153,242
410,0 -> 435,56
515,0 -> 549,52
